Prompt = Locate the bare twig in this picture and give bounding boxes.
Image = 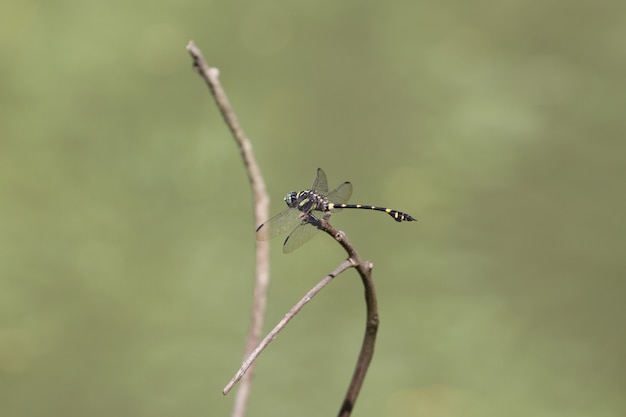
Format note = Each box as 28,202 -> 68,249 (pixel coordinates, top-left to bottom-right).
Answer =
223,258 -> 355,395
317,219 -> 378,417
186,41 -> 270,417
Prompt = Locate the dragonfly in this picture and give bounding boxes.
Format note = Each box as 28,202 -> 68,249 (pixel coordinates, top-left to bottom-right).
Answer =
256,168 -> 416,253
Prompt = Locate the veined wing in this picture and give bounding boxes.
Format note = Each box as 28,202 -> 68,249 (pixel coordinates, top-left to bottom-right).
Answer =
256,208 -> 303,240
311,168 -> 329,194
282,210 -> 323,253
326,181 -> 353,206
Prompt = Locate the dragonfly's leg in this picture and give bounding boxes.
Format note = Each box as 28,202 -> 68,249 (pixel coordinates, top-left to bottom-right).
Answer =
298,211 -> 320,227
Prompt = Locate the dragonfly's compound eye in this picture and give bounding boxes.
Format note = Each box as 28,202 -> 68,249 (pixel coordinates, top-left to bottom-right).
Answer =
284,192 -> 298,207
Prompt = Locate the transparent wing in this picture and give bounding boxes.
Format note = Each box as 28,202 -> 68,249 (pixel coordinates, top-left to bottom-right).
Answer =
256,208 -> 303,240
311,168 -> 329,193
282,211 -> 323,253
326,181 -> 353,205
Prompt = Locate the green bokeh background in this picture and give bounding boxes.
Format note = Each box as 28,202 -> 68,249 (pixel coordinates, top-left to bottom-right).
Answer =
1,1 -> 624,416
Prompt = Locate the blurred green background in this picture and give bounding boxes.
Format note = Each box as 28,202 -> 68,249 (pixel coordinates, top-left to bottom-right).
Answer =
1,0 -> 624,416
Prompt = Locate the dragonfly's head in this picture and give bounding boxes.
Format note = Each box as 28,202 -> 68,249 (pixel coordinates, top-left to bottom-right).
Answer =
284,191 -> 298,208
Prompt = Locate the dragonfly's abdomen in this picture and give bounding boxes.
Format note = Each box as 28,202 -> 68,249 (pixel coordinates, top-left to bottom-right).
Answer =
326,203 -> 416,222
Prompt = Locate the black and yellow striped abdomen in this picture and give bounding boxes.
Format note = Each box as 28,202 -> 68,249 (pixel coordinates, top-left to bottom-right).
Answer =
326,203 -> 416,222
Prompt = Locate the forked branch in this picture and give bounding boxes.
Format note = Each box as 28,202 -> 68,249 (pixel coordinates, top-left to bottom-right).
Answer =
223,216 -> 379,417
187,41 -> 379,417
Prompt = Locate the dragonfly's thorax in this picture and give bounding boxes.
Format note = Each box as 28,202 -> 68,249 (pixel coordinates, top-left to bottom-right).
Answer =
284,189 -> 329,213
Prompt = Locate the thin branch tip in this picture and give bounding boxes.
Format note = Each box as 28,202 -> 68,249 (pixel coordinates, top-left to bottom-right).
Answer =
222,259 -> 353,395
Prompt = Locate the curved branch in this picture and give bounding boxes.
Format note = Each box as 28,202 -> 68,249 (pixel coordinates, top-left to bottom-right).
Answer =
317,219 -> 378,417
